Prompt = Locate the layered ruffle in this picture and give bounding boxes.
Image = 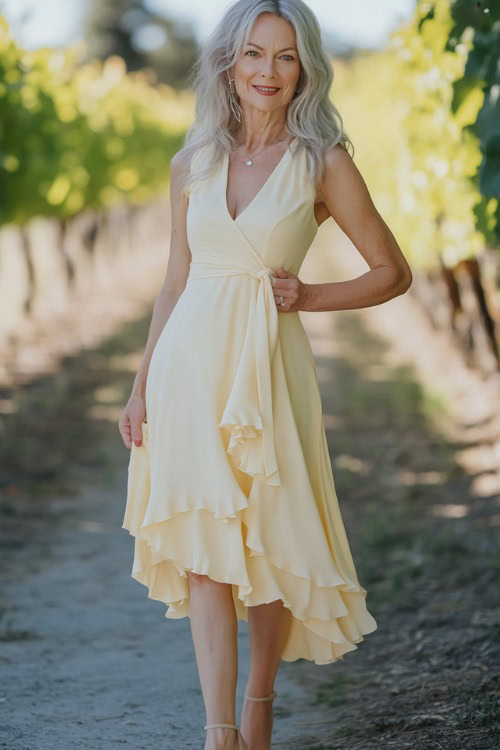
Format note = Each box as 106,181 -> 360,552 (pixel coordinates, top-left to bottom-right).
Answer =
122,421 -> 377,666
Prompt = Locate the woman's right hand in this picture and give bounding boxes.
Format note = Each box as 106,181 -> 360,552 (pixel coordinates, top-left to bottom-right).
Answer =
118,391 -> 147,450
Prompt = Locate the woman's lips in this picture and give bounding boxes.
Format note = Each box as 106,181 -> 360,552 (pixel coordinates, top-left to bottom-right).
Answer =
252,85 -> 280,96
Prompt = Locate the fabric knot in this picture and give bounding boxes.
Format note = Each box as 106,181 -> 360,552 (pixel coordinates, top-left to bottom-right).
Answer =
251,267 -> 275,282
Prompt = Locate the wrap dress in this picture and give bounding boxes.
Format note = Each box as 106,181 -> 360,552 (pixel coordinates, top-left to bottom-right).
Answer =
122,136 -> 378,665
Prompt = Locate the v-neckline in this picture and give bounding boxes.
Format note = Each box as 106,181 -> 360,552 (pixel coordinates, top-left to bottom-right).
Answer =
224,137 -> 295,224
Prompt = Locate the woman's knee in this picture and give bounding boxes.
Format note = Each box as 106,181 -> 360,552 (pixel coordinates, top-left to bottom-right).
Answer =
187,572 -> 232,594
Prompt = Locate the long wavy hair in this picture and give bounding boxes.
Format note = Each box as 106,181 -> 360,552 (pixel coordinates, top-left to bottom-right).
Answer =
181,0 -> 353,196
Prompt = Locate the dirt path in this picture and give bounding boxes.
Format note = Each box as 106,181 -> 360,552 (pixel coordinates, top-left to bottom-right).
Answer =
1,221 -> 499,749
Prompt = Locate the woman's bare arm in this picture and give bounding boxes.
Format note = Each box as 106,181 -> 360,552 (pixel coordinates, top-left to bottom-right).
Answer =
130,146 -> 195,397
271,144 -> 413,314
118,145 -> 195,448
303,144 -> 412,312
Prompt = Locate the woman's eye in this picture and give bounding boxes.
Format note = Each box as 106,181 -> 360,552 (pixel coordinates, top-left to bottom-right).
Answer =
244,51 -> 295,61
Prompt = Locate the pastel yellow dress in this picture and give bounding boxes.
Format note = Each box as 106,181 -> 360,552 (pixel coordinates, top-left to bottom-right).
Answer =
122,137 -> 377,665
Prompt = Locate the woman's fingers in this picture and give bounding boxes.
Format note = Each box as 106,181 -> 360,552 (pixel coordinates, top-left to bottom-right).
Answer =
271,278 -> 293,294
272,274 -> 295,311
118,412 -> 145,449
274,292 -> 290,311
118,392 -> 147,450
131,420 -> 143,448
271,270 -> 309,312
273,281 -> 298,311
118,415 -> 132,450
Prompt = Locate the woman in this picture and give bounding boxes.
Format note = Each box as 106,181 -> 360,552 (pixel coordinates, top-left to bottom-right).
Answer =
119,1 -> 412,748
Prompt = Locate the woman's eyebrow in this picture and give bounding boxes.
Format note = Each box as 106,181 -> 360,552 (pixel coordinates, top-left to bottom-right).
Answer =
246,42 -> 297,53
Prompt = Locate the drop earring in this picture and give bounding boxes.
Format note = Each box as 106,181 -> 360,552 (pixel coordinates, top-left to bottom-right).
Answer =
227,73 -> 242,123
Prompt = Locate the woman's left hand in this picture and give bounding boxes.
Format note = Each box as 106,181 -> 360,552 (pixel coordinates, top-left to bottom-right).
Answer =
271,266 -> 311,312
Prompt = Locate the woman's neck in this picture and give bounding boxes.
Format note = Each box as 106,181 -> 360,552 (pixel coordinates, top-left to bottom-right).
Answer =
235,122 -> 288,151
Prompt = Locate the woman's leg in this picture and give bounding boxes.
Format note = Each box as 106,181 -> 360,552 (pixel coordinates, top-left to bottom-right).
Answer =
187,571 -> 242,750
240,600 -> 293,749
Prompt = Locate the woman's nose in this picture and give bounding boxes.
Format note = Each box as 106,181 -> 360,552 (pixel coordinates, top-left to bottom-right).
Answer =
259,58 -> 277,76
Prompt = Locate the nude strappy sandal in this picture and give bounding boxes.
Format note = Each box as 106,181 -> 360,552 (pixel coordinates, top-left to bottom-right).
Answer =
239,691 -> 278,748
204,723 -> 240,731
203,692 -> 277,746
204,721 -> 244,748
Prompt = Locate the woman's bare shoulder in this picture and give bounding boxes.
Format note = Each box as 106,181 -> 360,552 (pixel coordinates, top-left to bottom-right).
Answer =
316,143 -> 357,200
321,141 -> 351,173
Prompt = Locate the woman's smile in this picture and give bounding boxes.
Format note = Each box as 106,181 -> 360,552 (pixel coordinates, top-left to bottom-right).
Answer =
252,84 -> 281,95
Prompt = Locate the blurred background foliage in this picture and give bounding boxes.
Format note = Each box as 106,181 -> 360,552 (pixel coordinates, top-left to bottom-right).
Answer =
336,0 -> 499,272
0,13 -> 194,225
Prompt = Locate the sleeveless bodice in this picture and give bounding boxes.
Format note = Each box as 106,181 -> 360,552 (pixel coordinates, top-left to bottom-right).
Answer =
186,137 -> 318,277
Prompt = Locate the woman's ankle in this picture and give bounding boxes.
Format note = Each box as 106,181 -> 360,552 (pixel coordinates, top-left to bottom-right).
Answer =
204,726 -> 239,750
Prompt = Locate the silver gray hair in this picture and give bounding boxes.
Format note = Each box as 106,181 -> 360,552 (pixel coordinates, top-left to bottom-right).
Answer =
181,0 -> 353,195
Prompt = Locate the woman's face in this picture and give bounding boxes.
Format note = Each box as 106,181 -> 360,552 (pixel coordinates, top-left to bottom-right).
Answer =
231,12 -> 301,114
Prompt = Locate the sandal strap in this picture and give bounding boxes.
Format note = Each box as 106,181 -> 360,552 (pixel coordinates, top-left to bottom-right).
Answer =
204,723 -> 239,730
245,689 -> 278,702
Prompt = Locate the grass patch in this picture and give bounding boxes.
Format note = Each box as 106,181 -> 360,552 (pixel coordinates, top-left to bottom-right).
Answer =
313,673 -> 373,708
455,679 -> 500,734
356,500 -> 500,610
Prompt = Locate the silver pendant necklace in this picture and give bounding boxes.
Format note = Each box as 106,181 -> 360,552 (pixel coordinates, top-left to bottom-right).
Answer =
239,124 -> 287,166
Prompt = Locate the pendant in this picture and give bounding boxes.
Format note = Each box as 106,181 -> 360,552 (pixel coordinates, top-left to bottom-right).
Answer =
246,159 -> 253,166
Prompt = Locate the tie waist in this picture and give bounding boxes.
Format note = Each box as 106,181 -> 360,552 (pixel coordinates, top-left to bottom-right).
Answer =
188,259 -> 281,487
188,261 -> 275,282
